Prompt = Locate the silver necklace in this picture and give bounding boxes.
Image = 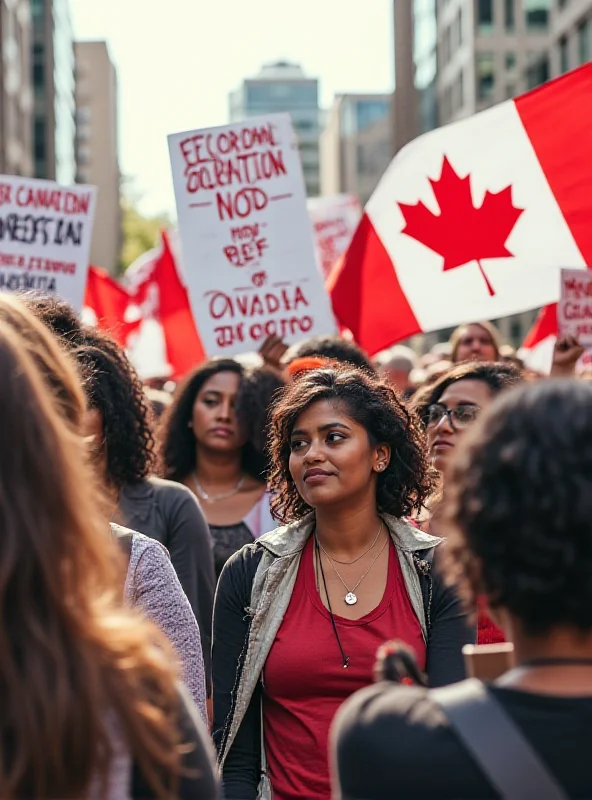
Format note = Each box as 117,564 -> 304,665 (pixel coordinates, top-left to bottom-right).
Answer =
318,522 -> 383,565
193,473 -> 245,503
316,534 -> 388,605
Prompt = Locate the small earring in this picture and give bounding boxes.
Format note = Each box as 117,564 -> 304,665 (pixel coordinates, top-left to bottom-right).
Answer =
187,421 -> 193,429
377,463 -> 385,472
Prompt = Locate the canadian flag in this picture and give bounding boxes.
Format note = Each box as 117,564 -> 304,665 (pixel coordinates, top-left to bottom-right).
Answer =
84,231 -> 205,380
520,303 -> 558,373
329,64 -> 592,355
83,265 -> 141,345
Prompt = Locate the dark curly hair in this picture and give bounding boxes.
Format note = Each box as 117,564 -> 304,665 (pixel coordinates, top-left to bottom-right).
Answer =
268,365 -> 435,523
412,361 -> 523,427
19,292 -> 84,346
23,295 -> 158,488
444,380 -> 592,635
160,359 -> 282,483
72,341 -> 156,488
284,335 -> 376,374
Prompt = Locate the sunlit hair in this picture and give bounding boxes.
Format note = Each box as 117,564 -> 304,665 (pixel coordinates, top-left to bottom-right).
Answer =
0,320 -> 183,798
449,321 -> 501,363
0,293 -> 85,425
268,365 -> 435,523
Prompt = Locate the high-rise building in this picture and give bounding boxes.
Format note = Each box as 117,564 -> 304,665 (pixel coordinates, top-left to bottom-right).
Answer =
393,0 -> 439,153
437,0 -> 552,126
75,41 -> 121,273
548,0 -> 592,74
320,93 -> 392,205
0,0 -> 33,175
31,0 -> 76,183
229,61 -> 320,196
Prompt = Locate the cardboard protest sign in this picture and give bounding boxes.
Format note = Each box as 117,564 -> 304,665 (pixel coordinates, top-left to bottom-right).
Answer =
0,176 -> 96,310
168,113 -> 336,356
307,194 -> 361,280
558,267 -> 592,371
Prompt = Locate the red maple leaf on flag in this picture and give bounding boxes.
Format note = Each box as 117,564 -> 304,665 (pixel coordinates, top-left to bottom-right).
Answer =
397,156 -> 524,296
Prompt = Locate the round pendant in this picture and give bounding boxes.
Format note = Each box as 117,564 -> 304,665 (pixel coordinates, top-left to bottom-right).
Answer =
345,592 -> 358,606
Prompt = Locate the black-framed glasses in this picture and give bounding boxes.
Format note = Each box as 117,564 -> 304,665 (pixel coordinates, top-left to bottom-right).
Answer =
426,403 -> 480,430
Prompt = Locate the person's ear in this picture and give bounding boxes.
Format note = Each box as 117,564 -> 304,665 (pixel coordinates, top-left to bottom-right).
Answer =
373,444 -> 391,473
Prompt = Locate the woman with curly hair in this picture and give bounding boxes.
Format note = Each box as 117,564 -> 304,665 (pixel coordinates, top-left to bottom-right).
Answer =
4,294 -> 208,718
21,294 -> 216,687
212,365 -> 473,800
70,336 -> 216,685
333,380 -> 592,799
160,359 -> 283,578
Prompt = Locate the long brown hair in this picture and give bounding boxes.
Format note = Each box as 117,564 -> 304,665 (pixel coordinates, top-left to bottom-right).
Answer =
0,317 -> 182,799
0,293 -> 85,425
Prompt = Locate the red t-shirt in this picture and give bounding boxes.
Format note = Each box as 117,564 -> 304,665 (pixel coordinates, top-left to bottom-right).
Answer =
263,536 -> 426,800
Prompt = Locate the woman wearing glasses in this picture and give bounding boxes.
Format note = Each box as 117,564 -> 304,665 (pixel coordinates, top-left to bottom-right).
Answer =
413,362 -> 522,644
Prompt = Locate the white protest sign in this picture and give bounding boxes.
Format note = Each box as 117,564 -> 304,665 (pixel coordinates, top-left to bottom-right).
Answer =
558,267 -> 592,371
558,268 -> 592,344
168,113 -> 336,356
307,194 -> 361,281
0,176 -> 96,310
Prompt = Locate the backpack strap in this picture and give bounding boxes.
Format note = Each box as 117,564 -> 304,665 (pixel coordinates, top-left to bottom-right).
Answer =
431,679 -> 566,800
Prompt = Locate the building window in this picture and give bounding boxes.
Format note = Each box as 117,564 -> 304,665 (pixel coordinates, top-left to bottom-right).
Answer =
458,69 -> 464,109
505,52 -> 516,70
526,53 -> 550,88
477,0 -> 494,33
559,36 -> 569,73
443,25 -> 451,64
505,0 -> 515,31
457,8 -> 463,47
506,83 -> 516,99
525,0 -> 550,31
476,52 -> 495,99
578,19 -> 590,65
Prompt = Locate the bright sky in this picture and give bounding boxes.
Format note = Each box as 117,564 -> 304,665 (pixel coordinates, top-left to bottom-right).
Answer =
70,0 -> 394,219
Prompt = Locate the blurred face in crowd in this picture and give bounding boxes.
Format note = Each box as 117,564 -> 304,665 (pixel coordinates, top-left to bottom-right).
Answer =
381,365 -> 411,394
288,399 -> 389,511
426,379 -> 494,473
191,370 -> 247,454
455,324 -> 498,363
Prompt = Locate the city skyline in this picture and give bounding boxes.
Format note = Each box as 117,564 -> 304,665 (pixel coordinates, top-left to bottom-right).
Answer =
70,0 -> 394,218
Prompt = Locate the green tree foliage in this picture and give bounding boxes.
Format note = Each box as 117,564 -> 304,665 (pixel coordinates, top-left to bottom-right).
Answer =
118,183 -> 171,274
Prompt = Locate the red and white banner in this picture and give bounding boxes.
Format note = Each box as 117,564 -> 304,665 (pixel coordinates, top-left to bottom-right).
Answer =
168,114 -> 336,357
330,64 -> 592,356
307,194 -> 361,280
83,231 -> 205,380
520,303 -> 557,373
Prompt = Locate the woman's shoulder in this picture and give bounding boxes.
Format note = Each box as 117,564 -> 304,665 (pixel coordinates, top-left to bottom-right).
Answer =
333,683 -> 483,799
144,475 -> 199,503
129,529 -> 169,562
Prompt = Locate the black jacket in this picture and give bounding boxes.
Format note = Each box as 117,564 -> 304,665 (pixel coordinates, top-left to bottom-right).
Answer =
212,535 -> 475,799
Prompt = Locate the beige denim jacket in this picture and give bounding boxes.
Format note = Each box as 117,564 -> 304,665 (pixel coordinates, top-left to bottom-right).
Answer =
217,512 -> 441,799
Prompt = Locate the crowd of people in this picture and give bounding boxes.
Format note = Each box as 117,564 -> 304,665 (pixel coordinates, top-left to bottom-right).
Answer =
1,300 -> 591,799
